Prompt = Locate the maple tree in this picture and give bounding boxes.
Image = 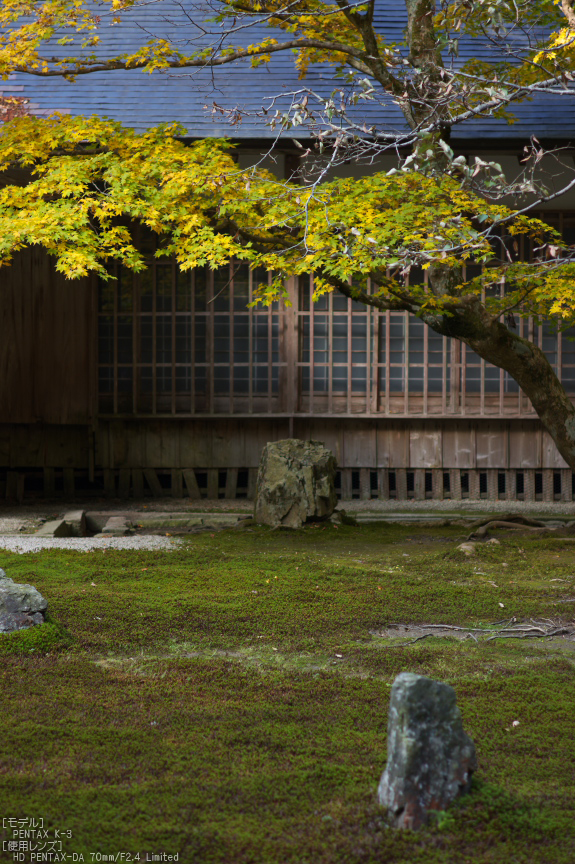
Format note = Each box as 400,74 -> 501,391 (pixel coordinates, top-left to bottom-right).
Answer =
3,1 -> 575,462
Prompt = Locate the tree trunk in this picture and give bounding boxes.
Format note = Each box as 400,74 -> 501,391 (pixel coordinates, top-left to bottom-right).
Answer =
427,295 -> 575,470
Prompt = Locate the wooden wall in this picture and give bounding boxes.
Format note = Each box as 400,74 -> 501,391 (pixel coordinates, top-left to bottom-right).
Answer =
93,417 -> 568,470
0,246 -> 569,500
0,417 -> 567,473
0,247 -> 95,424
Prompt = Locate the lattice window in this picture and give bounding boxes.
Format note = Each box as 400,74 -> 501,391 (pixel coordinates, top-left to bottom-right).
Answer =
98,215 -> 575,418
98,249 -> 281,414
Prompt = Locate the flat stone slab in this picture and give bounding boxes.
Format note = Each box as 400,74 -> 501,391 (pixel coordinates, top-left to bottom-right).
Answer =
36,519 -> 72,538
92,512 -> 248,532
101,516 -> 133,536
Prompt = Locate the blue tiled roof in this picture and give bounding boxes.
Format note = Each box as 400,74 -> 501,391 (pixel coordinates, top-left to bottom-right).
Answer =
1,1 -> 572,141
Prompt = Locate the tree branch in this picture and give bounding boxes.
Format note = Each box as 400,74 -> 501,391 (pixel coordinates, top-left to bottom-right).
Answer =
15,36 -> 371,77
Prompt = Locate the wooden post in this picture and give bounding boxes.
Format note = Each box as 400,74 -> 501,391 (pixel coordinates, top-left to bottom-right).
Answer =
207,469 -> 219,499
6,472 -> 24,503
225,468 -> 238,500
505,470 -> 515,501
450,470 -> 462,500
414,469 -> 425,500
561,469 -> 572,502
118,469 -> 131,498
359,468 -> 371,500
486,469 -> 498,501
132,468 -> 144,500
63,468 -> 75,499
43,467 -> 55,498
247,468 -> 258,500
171,469 -> 183,498
523,469 -> 535,502
378,468 -> 390,500
542,470 -> 554,502
468,470 -> 480,500
432,469 -> 443,500
341,469 -> 353,500
104,469 -> 116,497
395,469 -> 407,501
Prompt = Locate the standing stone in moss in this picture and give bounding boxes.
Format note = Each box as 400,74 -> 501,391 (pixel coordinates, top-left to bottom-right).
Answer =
378,672 -> 477,830
254,439 -> 337,529
0,569 -> 48,632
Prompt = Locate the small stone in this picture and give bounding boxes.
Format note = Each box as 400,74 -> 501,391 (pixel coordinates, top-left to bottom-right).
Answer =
456,542 -> 477,556
36,519 -> 72,538
0,575 -> 48,633
378,673 -> 477,830
485,538 -> 500,546
254,439 -> 337,529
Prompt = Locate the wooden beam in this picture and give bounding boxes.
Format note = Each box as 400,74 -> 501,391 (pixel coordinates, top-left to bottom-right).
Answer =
144,468 -> 164,498
183,469 -> 201,499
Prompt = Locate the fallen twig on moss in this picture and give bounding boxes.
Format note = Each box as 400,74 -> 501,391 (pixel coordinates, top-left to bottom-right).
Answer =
378,619 -> 575,646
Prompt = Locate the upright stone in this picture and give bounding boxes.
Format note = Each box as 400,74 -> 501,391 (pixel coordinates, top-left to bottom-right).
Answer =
254,439 -> 337,529
0,569 -> 48,632
378,673 -> 477,830
63,510 -> 87,537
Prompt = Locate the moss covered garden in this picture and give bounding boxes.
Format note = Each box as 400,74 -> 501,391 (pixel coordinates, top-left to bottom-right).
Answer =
1,521 -> 574,863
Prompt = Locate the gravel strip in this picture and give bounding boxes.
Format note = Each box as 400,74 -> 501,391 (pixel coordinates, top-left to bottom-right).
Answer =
342,499 -> 575,516
0,535 -> 183,554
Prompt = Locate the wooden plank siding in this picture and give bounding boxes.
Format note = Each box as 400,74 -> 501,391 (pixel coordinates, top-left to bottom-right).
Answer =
0,238 -> 575,500
0,247 -> 95,425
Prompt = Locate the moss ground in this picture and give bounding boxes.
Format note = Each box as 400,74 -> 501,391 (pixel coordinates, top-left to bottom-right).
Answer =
1,522 -> 574,863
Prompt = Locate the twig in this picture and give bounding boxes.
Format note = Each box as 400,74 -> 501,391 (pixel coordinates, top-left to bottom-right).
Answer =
399,634 -> 433,647
411,623 -> 495,633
